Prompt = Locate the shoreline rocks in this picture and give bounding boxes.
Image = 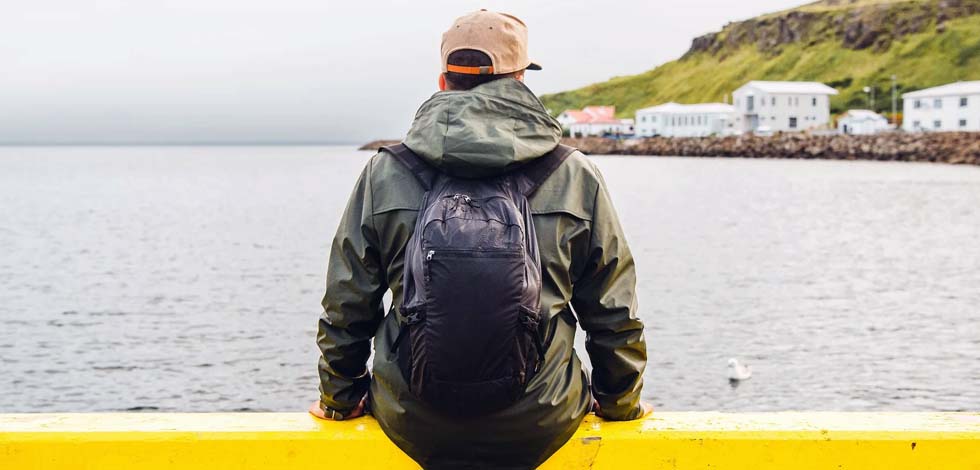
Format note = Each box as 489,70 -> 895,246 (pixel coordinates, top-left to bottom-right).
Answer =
561,133 -> 980,166
358,133 -> 980,166
358,139 -> 401,151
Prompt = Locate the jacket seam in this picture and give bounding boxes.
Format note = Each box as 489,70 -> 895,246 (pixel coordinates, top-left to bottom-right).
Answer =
586,176 -> 601,261
369,153 -> 379,237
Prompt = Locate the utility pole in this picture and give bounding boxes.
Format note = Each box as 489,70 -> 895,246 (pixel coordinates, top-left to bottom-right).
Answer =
891,75 -> 898,126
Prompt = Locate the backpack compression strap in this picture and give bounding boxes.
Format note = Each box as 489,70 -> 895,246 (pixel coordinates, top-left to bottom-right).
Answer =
514,144 -> 577,197
379,143 -> 436,191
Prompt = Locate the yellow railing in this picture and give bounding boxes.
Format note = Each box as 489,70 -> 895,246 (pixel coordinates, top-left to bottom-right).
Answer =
2,412 -> 978,469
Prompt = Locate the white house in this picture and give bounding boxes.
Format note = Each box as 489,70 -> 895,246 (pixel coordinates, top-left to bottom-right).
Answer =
902,81 -> 980,132
557,106 -> 634,137
732,81 -> 838,133
838,109 -> 891,135
634,102 -> 735,137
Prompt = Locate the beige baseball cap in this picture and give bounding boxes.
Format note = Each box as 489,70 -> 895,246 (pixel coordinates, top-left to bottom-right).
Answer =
441,9 -> 542,75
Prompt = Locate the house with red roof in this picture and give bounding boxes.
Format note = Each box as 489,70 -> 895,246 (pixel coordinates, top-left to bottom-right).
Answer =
557,106 -> 634,137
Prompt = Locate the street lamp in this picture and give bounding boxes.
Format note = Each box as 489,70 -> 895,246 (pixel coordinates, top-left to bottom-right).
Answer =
863,86 -> 876,110
890,75 -> 898,126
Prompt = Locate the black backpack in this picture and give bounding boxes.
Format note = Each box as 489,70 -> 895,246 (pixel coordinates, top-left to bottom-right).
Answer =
381,143 -> 576,417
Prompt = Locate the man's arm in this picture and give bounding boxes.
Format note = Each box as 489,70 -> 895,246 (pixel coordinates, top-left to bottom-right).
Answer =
571,169 -> 648,421
316,157 -> 387,415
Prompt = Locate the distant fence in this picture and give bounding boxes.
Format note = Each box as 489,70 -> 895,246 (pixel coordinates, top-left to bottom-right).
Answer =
2,412 -> 978,469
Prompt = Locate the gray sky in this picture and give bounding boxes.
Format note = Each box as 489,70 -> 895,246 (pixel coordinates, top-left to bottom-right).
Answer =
1,0 -> 806,144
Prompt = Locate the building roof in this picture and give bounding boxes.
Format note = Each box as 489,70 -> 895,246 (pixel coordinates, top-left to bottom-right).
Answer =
902,81 -> 980,98
560,105 -> 618,124
582,106 -> 615,119
841,109 -> 886,121
636,102 -> 735,114
559,110 -> 591,122
737,80 -> 839,95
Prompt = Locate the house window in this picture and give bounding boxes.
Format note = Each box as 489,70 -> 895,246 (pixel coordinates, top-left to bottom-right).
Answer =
913,120 -> 920,129
771,97 -> 776,106
933,120 -> 941,129
747,96 -> 755,112
934,98 -> 942,109
789,117 -> 798,128
652,116 -> 657,123
960,119 -> 968,128
961,97 -> 968,107
812,97 -> 817,106
914,100 -> 922,109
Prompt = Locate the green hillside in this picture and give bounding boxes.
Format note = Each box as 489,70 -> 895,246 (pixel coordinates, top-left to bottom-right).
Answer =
541,0 -> 980,117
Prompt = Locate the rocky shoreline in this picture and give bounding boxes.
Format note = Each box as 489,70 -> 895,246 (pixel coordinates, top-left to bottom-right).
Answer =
360,133 -> 980,166
358,139 -> 401,151
562,133 -> 980,165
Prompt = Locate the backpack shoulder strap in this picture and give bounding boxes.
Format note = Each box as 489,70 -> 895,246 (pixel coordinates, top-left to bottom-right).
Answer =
514,144 -> 577,197
380,143 -> 436,191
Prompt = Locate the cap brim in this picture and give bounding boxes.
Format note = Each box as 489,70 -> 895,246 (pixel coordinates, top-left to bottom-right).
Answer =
527,62 -> 542,71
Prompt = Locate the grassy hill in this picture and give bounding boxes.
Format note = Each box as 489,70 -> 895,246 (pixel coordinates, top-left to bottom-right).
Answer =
540,0 -> 980,118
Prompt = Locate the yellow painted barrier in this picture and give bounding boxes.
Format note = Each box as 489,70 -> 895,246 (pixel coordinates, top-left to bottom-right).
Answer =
2,412 -> 978,469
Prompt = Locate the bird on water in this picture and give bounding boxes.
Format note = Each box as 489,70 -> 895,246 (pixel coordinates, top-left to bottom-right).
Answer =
727,358 -> 752,381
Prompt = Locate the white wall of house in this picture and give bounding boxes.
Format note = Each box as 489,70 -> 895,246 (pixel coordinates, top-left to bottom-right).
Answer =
635,103 -> 735,137
902,81 -> 980,132
556,112 -> 578,130
732,81 -> 837,133
838,110 -> 891,135
569,120 -> 633,137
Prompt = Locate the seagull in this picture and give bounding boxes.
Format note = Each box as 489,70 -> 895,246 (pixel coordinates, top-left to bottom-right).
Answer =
727,358 -> 752,381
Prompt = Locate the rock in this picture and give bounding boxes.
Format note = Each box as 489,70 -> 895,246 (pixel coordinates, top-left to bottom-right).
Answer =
358,139 -> 401,151
560,132 -> 980,166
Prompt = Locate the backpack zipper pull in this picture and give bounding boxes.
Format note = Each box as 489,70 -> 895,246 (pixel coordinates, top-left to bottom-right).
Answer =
426,250 -> 435,261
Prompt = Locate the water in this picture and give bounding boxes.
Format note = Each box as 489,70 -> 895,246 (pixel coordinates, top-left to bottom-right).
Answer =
1,145 -> 978,412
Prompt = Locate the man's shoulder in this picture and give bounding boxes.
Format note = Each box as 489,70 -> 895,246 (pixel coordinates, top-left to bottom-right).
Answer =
365,148 -> 427,214
529,149 -> 601,221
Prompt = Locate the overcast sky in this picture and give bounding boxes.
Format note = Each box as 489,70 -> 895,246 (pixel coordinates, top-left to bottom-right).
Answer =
1,0 -> 806,144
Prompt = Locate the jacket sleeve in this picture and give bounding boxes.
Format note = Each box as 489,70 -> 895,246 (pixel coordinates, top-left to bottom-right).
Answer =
316,156 -> 388,412
571,169 -> 647,421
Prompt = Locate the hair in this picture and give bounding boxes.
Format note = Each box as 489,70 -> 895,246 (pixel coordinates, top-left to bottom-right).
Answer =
444,49 -> 520,90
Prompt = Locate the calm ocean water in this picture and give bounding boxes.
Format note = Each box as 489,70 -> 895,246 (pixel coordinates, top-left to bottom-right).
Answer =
1,145 -> 978,412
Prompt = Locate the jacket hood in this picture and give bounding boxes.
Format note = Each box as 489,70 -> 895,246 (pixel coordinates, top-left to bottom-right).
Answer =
403,78 -> 563,179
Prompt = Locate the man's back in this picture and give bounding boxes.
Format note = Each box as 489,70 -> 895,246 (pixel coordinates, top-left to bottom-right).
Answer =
316,77 -> 646,469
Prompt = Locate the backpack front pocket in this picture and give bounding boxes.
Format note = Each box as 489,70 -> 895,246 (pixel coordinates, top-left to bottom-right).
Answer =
411,248 -> 529,415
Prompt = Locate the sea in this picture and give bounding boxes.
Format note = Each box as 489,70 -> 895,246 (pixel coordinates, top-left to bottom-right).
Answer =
1,145 -> 978,412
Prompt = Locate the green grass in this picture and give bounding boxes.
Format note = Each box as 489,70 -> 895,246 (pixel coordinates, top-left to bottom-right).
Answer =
541,10 -> 980,117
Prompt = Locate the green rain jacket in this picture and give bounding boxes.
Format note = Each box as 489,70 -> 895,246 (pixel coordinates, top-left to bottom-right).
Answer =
317,78 -> 646,470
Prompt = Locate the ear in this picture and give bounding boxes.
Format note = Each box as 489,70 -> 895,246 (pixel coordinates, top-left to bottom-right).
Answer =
438,73 -> 447,91
515,70 -> 525,82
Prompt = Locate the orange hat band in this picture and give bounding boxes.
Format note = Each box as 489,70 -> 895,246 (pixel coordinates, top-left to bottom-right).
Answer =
446,64 -> 495,75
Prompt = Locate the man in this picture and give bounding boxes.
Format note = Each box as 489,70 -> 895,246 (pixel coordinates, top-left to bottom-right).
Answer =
312,10 -> 649,469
